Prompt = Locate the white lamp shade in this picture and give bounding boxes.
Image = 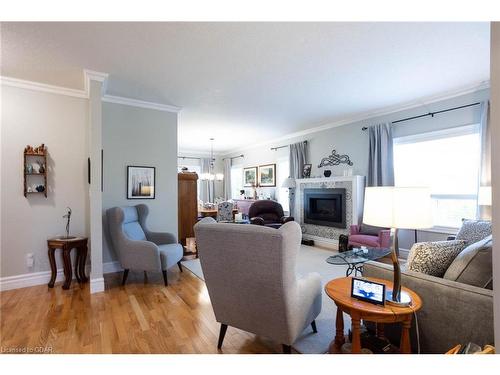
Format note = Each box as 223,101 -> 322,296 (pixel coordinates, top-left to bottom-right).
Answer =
478,186 -> 492,206
363,187 -> 433,229
282,177 -> 296,188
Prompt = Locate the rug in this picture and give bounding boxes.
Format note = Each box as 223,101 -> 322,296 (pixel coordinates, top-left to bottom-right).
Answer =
182,245 -> 350,354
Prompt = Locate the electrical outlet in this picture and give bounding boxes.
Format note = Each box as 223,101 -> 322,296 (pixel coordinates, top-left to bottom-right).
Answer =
26,253 -> 34,268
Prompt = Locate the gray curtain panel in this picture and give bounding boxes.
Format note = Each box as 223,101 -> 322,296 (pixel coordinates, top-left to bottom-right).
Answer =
289,141 -> 308,217
478,101 -> 491,220
200,158 -> 212,203
223,158 -> 232,200
367,123 -> 395,187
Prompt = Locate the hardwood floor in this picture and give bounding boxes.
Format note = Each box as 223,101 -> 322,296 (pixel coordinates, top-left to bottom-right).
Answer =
0,267 -> 281,354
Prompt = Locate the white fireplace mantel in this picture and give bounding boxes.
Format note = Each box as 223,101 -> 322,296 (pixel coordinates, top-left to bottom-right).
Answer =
294,175 -> 366,247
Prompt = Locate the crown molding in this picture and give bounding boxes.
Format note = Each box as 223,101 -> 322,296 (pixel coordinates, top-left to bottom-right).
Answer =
102,94 -> 181,113
0,74 -> 181,113
0,76 -> 87,98
222,80 -> 490,156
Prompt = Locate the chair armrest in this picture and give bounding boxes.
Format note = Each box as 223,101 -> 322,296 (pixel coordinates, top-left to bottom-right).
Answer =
282,216 -> 294,223
378,229 -> 392,248
250,217 -> 265,225
350,225 -> 360,235
146,231 -> 177,245
119,239 -> 161,272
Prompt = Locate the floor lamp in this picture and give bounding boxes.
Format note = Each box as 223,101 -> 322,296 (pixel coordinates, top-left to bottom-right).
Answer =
362,187 -> 432,306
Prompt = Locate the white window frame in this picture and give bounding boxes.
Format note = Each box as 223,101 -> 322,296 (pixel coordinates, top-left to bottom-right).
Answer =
393,124 -> 480,232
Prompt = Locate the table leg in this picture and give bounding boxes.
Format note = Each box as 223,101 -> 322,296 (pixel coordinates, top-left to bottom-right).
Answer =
47,247 -> 57,288
79,245 -> 88,282
74,249 -> 82,283
345,264 -> 354,277
62,248 -> 72,290
400,318 -> 412,354
351,313 -> 362,354
330,306 -> 345,353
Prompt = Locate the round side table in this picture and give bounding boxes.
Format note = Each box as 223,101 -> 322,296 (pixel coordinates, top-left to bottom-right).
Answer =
47,237 -> 88,290
325,277 -> 422,354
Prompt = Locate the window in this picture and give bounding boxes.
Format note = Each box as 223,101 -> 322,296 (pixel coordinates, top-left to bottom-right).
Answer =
393,125 -> 480,229
230,166 -> 243,199
276,158 -> 290,213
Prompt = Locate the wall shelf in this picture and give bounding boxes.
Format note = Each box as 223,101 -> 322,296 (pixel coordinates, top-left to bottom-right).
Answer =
23,144 -> 48,198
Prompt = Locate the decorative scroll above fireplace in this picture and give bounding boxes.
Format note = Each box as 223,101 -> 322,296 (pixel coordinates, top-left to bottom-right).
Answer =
303,188 -> 346,229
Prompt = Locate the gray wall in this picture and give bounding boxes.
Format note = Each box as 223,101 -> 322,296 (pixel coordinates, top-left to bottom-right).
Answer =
1,86 -> 89,278
102,102 -> 178,264
224,88 -> 490,250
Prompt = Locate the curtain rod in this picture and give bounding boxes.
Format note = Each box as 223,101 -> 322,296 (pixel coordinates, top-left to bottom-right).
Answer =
177,156 -> 202,160
361,102 -> 481,131
222,154 -> 244,161
271,140 -> 308,151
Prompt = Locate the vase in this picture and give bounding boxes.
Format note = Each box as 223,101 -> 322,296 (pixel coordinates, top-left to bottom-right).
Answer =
323,170 -> 332,177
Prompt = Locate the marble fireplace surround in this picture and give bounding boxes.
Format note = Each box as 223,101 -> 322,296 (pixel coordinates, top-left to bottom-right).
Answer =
294,176 -> 365,248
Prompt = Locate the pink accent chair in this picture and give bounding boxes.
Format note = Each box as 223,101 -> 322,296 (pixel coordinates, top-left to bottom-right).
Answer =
348,225 -> 391,249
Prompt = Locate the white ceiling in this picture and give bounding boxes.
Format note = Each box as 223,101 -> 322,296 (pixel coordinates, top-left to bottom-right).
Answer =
1,22 -> 490,153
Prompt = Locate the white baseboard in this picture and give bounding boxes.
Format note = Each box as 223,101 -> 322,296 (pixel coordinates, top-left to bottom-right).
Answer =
0,261 -> 122,292
302,234 -> 339,251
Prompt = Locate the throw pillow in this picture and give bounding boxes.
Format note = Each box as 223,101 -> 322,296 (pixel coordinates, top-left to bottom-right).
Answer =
359,223 -> 388,236
455,219 -> 492,245
443,235 -> 493,288
406,240 -> 467,277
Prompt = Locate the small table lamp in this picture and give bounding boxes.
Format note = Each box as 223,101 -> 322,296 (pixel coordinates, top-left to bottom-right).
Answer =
363,187 -> 432,306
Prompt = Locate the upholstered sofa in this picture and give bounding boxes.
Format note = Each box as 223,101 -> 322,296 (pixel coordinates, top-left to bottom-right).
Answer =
363,220 -> 493,353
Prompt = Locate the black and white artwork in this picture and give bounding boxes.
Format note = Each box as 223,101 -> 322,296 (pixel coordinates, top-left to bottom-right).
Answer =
127,166 -> 155,199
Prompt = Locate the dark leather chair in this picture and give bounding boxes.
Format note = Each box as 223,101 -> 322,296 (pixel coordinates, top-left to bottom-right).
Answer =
248,200 -> 294,229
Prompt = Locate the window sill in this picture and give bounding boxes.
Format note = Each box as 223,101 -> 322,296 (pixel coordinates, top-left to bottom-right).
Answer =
418,226 -> 459,235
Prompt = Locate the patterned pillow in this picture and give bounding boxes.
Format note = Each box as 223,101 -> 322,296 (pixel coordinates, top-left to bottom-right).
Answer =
455,219 -> 491,245
406,240 -> 467,277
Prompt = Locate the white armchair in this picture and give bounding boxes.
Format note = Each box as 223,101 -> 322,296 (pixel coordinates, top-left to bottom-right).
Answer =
194,218 -> 322,353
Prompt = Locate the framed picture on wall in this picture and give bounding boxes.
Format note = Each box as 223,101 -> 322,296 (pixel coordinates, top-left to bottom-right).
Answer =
258,164 -> 276,187
243,167 -> 258,187
302,163 -> 312,178
127,166 -> 155,199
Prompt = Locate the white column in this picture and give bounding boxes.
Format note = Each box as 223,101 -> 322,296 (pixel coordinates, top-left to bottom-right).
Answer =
490,22 -> 500,347
86,70 -> 108,294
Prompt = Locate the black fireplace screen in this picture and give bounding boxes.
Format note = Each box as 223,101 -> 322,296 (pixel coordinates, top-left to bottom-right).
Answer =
303,188 -> 346,228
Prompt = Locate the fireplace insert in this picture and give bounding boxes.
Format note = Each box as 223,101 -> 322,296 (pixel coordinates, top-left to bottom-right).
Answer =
303,188 -> 346,228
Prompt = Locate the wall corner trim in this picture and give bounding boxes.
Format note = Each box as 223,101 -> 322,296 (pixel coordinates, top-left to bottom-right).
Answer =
89,277 -> 105,294
84,69 -> 109,96
102,94 -> 181,113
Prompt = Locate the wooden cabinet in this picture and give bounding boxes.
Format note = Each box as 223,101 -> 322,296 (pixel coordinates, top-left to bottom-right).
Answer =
178,172 -> 198,250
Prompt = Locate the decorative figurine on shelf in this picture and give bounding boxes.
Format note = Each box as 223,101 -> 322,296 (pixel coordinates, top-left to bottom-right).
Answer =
62,207 -> 73,239
39,163 -> 45,174
36,185 -> 45,192
25,164 -> 33,174
32,162 -> 40,173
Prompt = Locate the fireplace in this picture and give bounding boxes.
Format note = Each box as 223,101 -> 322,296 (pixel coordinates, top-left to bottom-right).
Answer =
303,188 -> 346,228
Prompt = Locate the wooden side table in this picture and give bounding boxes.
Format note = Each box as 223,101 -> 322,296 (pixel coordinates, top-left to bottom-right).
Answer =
325,277 -> 422,354
47,237 -> 88,290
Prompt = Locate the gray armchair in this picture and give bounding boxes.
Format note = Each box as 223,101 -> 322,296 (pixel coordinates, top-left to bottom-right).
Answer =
194,217 -> 321,353
106,204 -> 183,286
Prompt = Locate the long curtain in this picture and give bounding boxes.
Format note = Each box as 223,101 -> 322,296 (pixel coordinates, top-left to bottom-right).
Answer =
367,123 -> 394,187
199,158 -> 212,203
289,141 -> 308,217
478,101 -> 491,220
223,158 -> 232,200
